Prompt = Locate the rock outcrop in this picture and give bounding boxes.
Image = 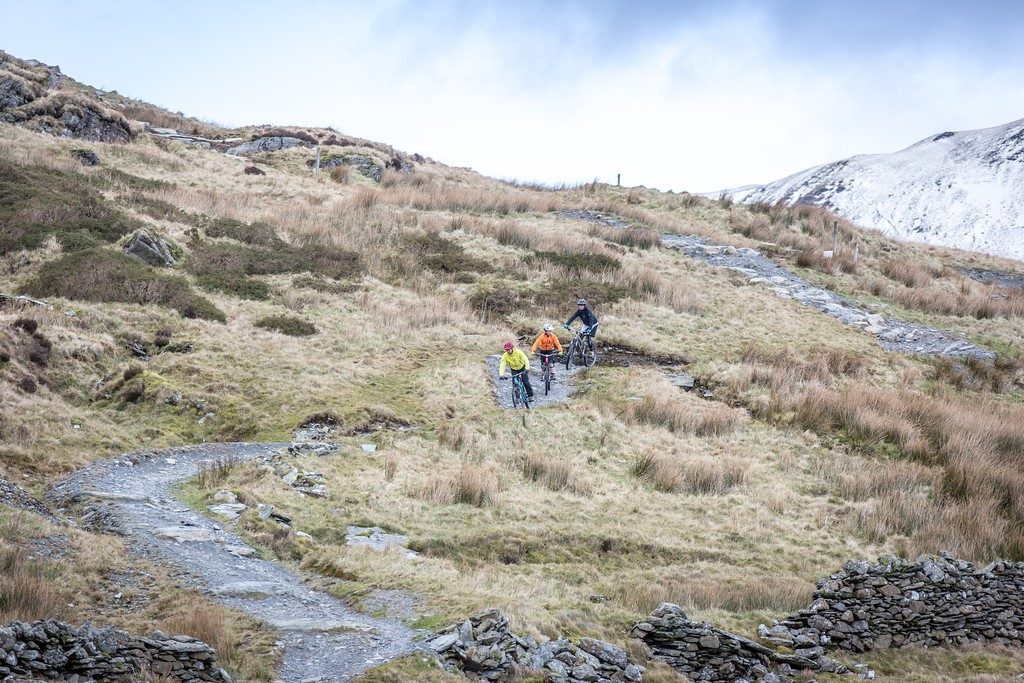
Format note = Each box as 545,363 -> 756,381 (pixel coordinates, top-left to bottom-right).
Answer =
0,620 -> 231,682
764,552 -> 1024,654
632,603 -> 847,683
123,230 -> 177,267
316,154 -> 384,182
430,609 -> 643,682
226,136 -> 310,156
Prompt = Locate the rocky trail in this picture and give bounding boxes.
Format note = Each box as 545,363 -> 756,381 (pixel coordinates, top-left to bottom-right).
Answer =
50,442 -> 418,683
486,355 -> 584,409
959,265 -> 1024,291
662,234 -> 995,360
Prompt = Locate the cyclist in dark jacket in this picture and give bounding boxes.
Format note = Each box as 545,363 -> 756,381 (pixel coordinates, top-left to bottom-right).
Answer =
564,298 -> 599,338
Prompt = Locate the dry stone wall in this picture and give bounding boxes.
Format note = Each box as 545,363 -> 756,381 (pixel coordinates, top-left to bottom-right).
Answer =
0,620 -> 231,682
631,603 -> 847,683
430,609 -> 643,682
762,552 -> 1024,654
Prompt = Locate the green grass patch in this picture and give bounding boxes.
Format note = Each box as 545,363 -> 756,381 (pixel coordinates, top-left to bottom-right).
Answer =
536,250 -> 621,273
187,238 -> 361,280
254,314 -> 317,337
21,248 -> 225,321
0,159 -> 140,254
196,272 -> 271,301
406,234 -> 492,275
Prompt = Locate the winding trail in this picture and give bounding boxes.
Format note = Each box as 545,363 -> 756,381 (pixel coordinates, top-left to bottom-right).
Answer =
50,442 -> 417,683
661,234 -> 995,360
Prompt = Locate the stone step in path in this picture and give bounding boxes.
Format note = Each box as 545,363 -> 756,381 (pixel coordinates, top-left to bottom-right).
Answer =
51,443 -> 418,683
662,234 -> 994,361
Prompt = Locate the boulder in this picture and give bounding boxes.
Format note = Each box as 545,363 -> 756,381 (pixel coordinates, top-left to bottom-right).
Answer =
72,148 -> 100,166
123,230 -> 176,267
226,136 -> 310,156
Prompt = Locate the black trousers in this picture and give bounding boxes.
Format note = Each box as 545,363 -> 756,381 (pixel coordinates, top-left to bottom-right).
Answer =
511,368 -> 534,397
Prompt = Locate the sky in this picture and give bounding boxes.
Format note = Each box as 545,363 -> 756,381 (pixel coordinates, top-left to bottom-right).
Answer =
3,0 -> 1024,191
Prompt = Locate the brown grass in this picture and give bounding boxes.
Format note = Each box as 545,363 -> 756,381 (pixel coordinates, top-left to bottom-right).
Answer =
629,389 -> 745,437
632,450 -> 748,495
621,573 -> 814,614
161,603 -> 236,662
421,463 -> 498,506
794,383 -> 1024,558
0,545 -> 67,622
520,452 -> 591,495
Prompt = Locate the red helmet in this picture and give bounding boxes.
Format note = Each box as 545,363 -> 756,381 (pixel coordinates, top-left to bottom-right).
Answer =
502,341 -> 514,352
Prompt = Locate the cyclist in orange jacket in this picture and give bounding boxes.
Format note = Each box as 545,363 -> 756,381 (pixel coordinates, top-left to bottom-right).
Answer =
530,324 -> 563,377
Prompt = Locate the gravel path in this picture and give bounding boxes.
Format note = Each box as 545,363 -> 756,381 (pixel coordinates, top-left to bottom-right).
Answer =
959,266 -> 1024,291
662,234 -> 994,360
50,442 -> 418,683
486,355 -> 583,409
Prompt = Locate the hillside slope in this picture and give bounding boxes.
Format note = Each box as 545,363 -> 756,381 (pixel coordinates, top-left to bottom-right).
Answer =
719,118 -> 1024,260
5,49 -> 1024,682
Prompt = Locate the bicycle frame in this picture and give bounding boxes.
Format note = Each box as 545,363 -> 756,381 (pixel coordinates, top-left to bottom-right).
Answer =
510,372 -> 530,409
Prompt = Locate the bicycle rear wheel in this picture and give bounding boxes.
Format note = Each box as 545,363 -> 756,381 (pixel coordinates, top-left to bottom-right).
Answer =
583,339 -> 597,367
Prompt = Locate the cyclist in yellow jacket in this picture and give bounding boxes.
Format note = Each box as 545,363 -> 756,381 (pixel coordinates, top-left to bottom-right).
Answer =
498,340 -> 534,399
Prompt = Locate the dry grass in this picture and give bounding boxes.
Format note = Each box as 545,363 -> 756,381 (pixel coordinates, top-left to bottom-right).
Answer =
632,450 -> 749,495
0,545 -> 67,622
161,603 -> 236,662
520,452 -> 591,495
620,573 -> 814,614
420,463 -> 499,506
794,383 -> 1024,558
629,388 -> 745,437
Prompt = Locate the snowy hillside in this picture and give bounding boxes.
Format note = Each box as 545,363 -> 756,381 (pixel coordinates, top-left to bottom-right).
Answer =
717,118 -> 1024,261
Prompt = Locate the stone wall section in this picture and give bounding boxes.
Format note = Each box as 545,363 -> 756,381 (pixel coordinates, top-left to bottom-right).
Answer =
0,620 -> 231,682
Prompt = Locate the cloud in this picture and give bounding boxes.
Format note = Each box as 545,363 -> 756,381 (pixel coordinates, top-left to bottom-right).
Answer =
3,0 -> 1024,191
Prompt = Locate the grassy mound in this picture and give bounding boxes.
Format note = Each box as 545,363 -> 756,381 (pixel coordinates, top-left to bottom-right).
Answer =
0,160 -> 140,254
22,248 -> 225,321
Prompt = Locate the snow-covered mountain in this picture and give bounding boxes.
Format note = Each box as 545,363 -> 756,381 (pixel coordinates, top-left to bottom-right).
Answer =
717,118 -> 1024,261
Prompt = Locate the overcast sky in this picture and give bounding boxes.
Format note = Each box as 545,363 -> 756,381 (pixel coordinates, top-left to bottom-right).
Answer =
3,0 -> 1024,191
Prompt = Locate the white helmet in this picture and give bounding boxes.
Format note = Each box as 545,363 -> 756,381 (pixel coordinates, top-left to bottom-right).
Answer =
543,324 -> 554,332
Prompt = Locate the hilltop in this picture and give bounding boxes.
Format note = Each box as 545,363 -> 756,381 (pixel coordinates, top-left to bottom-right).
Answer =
716,117 -> 1024,260
4,49 -> 1024,681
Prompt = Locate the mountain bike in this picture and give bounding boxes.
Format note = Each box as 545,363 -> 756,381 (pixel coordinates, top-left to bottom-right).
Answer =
537,351 -> 559,395
564,327 -> 597,370
503,372 -> 531,410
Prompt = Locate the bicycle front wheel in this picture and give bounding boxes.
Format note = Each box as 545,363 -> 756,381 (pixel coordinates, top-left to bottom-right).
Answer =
565,342 -> 575,370
544,365 -> 551,395
511,381 -> 521,408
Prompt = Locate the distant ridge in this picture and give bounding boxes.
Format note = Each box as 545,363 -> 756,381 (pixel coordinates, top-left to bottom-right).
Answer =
714,117 -> 1024,261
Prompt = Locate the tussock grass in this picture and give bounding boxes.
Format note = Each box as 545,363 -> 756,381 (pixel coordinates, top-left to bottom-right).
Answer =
632,450 -> 748,495
0,545 -> 67,622
421,463 -> 499,507
520,452 -> 591,495
629,388 -> 745,437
